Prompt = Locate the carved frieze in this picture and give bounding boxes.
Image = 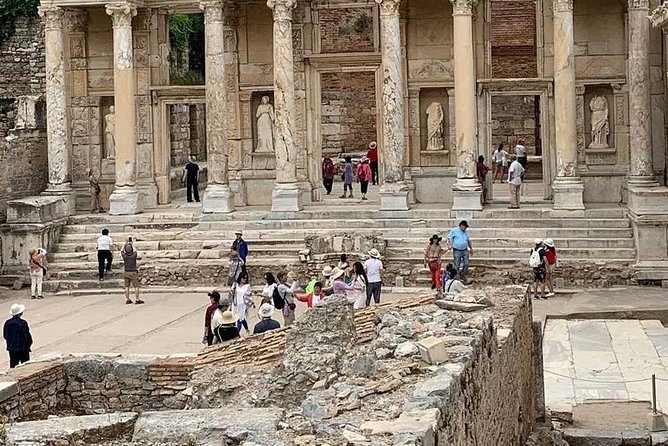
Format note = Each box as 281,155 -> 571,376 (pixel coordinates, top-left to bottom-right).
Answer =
408,60 -> 454,80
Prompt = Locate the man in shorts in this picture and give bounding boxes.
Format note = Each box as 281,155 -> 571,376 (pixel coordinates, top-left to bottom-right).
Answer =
530,239 -> 547,299
121,240 -> 144,305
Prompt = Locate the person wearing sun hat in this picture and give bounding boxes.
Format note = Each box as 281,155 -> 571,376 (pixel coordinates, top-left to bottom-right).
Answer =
367,141 -> 379,185
253,303 -> 281,335
3,303 -> 33,368
212,309 -> 240,343
331,266 -> 354,295
364,248 -> 384,306
425,234 -> 445,290
530,239 -> 547,300
543,238 -> 557,297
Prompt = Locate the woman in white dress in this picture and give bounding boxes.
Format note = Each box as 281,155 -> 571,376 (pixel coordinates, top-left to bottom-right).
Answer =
231,271 -> 253,333
347,262 -> 368,310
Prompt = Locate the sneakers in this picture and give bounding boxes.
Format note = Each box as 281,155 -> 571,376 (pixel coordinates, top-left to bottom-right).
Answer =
135,299 -> 145,305
546,292 -> 555,297
31,295 -> 36,300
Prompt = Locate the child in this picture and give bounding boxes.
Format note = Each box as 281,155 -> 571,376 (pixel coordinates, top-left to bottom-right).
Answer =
296,281 -> 326,309
340,157 -> 354,199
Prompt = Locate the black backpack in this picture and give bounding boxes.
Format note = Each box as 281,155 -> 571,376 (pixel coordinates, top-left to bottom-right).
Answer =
272,286 -> 285,310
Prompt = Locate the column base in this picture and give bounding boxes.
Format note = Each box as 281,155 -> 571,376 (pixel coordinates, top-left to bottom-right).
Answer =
40,184 -> 75,217
271,183 -> 302,212
627,175 -> 659,188
552,177 -> 584,210
108,186 -> 143,215
202,183 -> 235,214
379,182 -> 409,211
137,181 -> 159,210
452,178 -> 483,212
627,184 -> 668,215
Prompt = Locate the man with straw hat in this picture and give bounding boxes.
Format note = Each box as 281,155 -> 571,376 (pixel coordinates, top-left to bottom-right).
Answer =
3,303 -> 33,368
253,303 -> 281,335
211,308 -> 240,343
364,248 -> 384,306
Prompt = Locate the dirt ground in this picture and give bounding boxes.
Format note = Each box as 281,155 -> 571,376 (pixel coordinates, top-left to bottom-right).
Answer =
571,401 -> 655,430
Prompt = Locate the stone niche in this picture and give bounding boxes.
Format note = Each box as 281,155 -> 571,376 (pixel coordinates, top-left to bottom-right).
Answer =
250,90 -> 276,170
419,88 -> 450,166
582,85 -> 617,166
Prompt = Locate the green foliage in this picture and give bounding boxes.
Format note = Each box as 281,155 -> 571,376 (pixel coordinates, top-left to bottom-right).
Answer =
168,13 -> 205,86
0,0 -> 40,47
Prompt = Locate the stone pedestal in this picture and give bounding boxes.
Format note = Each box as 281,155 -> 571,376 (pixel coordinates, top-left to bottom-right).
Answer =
552,177 -> 585,210
380,182 -> 410,212
202,184 -> 235,214
271,183 -> 302,212
628,186 -> 668,281
108,186 -> 142,215
453,179 -> 484,212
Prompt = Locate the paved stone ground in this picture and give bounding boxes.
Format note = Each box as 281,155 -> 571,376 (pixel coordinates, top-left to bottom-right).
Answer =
0,285 -> 421,370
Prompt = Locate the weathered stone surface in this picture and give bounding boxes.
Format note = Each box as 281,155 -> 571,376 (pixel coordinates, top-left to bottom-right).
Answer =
361,408 -> 440,445
434,300 -> 487,312
562,428 -> 623,446
6,195 -> 72,224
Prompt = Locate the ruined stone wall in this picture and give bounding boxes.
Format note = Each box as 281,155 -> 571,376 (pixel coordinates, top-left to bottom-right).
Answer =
491,95 -> 538,156
169,104 -> 191,167
0,17 -> 46,100
321,72 -> 377,155
318,8 -> 374,53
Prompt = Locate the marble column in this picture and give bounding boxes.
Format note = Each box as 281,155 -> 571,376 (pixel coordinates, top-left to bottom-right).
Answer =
267,0 -> 302,212
39,6 -> 73,198
376,0 -> 409,211
450,0 -> 482,211
628,0 -> 657,185
200,0 -> 235,213
552,0 -> 584,210
106,2 -> 143,215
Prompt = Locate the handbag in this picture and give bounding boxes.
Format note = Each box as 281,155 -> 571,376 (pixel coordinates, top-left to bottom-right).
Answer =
31,257 -> 47,276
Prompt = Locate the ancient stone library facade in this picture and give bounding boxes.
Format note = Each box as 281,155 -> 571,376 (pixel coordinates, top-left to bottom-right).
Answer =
11,0 -> 667,214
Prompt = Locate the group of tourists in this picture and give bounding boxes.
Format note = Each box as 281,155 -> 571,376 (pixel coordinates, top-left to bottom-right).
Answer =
321,141 -> 379,199
529,238 -> 557,299
424,220 -> 473,292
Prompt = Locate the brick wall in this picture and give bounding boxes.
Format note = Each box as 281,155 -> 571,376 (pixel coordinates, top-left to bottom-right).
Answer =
321,72 -> 377,155
319,8 -> 375,54
0,17 -> 46,100
491,95 -> 539,156
170,104 -> 192,167
490,0 -> 537,78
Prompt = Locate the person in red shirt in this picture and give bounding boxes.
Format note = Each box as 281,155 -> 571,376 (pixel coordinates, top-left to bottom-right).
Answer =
203,291 -> 220,346
355,156 -> 373,200
367,142 -> 379,185
296,282 -> 325,309
322,156 -> 336,195
543,238 -> 557,297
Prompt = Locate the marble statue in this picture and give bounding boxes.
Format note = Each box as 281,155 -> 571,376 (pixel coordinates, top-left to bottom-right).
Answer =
256,96 -> 275,152
426,101 -> 444,151
104,106 -> 116,158
589,95 -> 609,149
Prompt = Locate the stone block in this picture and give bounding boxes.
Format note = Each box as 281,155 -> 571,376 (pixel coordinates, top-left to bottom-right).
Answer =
361,409 -> 440,446
416,336 -> 448,365
412,373 -> 454,399
562,428 -> 623,446
271,183 -> 302,212
0,381 -> 19,403
6,195 -> 74,223
108,187 -> 143,216
621,429 -> 650,446
651,431 -> 668,445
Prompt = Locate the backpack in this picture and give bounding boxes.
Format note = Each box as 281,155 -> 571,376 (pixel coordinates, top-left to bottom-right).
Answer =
272,286 -> 286,310
529,248 -> 542,268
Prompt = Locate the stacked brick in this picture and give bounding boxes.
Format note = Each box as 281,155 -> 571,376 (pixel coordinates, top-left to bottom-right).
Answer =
490,0 -> 537,78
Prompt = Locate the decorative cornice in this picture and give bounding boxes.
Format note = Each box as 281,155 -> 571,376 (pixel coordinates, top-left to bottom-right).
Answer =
267,0 -> 296,21
38,6 -> 64,31
105,2 -> 137,28
375,0 -> 402,16
628,0 -> 650,10
450,0 -> 478,15
552,0 -> 573,12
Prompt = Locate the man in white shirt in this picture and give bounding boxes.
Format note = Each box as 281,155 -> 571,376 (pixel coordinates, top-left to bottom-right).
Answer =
514,139 -> 527,167
96,229 -> 114,281
507,159 -> 525,209
364,248 -> 384,306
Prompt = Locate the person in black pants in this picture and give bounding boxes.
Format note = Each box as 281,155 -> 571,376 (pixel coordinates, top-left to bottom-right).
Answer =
183,156 -> 200,203
4,304 -> 33,368
96,228 -> 114,281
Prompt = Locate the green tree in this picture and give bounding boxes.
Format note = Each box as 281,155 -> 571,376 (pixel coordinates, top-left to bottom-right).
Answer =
0,0 -> 40,47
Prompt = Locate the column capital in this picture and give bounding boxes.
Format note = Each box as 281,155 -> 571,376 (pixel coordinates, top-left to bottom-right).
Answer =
65,9 -> 88,33
553,0 -> 573,13
200,1 -> 224,23
38,6 -> 64,31
375,0 -> 402,15
267,0 -> 296,21
450,0 -> 478,15
105,2 -> 137,28
629,0 -> 649,10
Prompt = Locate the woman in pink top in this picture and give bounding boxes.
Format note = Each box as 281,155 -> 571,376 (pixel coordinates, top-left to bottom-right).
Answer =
355,157 -> 373,201
28,248 -> 47,299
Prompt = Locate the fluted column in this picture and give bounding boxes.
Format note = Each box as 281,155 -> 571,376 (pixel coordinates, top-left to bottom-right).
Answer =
450,0 -> 482,211
39,6 -> 72,195
267,0 -> 302,212
200,0 -> 235,213
628,0 -> 657,185
376,0 -> 409,211
106,2 -> 143,215
552,0 -> 584,210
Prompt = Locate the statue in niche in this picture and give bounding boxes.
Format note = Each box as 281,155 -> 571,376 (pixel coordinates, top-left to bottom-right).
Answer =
255,96 -> 275,152
589,95 -> 610,149
426,101 -> 444,151
104,106 -> 116,159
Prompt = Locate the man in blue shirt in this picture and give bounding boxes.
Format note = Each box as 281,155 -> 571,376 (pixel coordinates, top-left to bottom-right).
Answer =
446,220 -> 473,283
232,230 -> 248,264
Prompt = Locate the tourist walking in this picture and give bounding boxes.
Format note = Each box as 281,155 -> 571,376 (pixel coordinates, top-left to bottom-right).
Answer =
543,238 -> 557,297
507,157 -> 525,209
85,168 -> 104,213
514,139 -> 527,168
364,248 -> 383,306
443,264 -> 465,295
277,271 -> 298,326
356,156 -> 373,200
347,262 -> 368,310
97,229 -> 114,281
211,309 -> 239,343
529,239 -> 547,299
4,304 -> 32,368
424,234 -> 444,290
231,271 -> 253,333
203,291 -> 221,346
121,240 -> 144,305
322,155 -> 336,195
340,156 -> 354,198
253,303 -> 281,335
492,143 -> 508,183
228,247 -> 245,286
477,155 -> 490,204
28,248 -> 47,300
232,230 -> 248,264
183,155 -> 200,203
446,220 -> 473,284
367,142 -> 379,185
296,282 -> 325,309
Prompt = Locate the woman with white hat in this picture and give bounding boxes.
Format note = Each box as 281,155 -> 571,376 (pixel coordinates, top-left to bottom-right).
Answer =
364,249 -> 383,306
367,141 -> 379,185
543,238 -> 557,298
3,303 -> 32,368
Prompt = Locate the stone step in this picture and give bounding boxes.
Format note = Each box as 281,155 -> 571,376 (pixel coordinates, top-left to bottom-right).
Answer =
386,237 -> 635,249
52,238 -> 304,253
49,247 -> 303,263
384,247 -> 635,260
43,278 -> 125,292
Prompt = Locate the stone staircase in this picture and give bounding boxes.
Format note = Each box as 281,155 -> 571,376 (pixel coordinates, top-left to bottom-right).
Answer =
43,204 -> 636,292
